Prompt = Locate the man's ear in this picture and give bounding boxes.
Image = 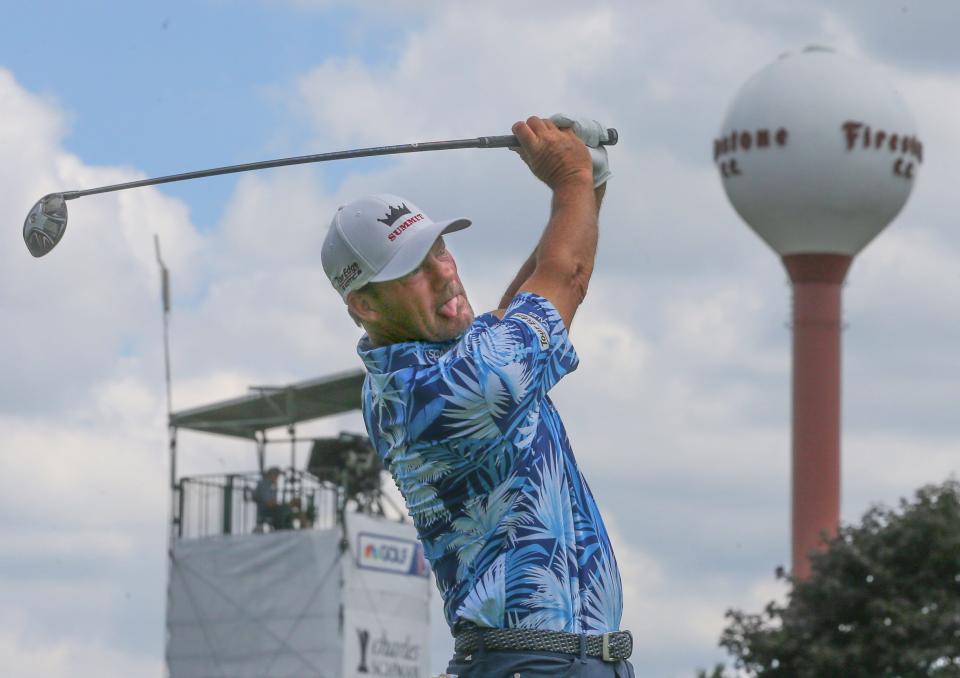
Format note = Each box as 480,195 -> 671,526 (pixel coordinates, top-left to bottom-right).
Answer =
346,289 -> 379,324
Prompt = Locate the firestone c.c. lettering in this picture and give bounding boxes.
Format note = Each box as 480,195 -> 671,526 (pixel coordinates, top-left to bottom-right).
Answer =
841,120 -> 923,162
713,127 -> 789,161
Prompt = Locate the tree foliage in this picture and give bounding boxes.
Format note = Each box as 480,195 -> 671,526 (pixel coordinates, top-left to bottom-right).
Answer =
708,479 -> 960,677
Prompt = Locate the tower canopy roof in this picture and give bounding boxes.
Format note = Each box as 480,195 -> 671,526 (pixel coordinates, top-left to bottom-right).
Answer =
170,369 -> 365,439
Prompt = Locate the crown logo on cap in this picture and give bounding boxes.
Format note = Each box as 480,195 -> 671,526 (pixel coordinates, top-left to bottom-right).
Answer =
377,203 -> 411,227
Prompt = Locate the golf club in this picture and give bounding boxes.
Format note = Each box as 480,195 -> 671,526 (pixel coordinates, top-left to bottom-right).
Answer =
23,128 -> 618,258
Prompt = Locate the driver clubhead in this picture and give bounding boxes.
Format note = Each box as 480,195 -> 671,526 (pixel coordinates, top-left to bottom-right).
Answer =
24,193 -> 68,257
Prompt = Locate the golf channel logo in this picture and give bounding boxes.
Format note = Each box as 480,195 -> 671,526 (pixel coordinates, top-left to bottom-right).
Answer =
357,532 -> 429,577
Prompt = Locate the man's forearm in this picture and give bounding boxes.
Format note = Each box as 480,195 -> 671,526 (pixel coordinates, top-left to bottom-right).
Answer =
498,183 -> 606,310
536,180 -> 598,279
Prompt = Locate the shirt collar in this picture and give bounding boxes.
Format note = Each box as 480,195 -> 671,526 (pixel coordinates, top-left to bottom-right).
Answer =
357,334 -> 456,374
357,313 -> 498,374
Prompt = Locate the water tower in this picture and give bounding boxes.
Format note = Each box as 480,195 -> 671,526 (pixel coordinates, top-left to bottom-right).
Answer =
715,47 -> 921,579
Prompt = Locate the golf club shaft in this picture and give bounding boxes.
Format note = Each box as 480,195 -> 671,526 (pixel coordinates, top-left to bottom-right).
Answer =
62,129 -> 619,201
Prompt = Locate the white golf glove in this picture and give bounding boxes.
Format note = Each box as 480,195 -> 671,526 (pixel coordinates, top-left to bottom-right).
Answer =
550,113 -> 612,187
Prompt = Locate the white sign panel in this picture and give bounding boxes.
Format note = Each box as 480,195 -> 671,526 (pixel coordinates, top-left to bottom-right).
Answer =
342,514 -> 432,678
357,531 -> 429,577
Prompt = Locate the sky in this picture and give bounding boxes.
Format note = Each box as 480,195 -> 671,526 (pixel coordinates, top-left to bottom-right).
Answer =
2,1 -> 959,676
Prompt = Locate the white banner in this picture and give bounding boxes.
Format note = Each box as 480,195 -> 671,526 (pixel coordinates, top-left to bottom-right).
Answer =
166,515 -> 432,678
167,529 -> 344,678
341,514 -> 431,678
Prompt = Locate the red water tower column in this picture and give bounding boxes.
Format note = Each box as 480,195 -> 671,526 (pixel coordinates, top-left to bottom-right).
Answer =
785,252 -> 850,579
715,46 -> 921,579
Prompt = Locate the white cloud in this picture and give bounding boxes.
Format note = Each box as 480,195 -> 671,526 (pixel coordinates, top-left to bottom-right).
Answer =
294,5 -> 620,147
844,432 -> 960,514
604,512 -> 791,675
0,68 -> 188,673
0,629 -> 161,678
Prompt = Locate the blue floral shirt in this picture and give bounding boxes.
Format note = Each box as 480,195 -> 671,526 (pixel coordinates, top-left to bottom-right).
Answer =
358,292 -> 623,633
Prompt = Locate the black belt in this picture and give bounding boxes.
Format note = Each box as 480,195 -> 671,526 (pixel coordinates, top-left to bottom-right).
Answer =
453,626 -> 633,662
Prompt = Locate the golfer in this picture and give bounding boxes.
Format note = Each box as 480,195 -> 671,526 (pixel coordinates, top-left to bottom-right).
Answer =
322,115 -> 633,677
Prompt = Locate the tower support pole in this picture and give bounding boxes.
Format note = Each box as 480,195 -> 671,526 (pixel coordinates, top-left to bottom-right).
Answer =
782,253 -> 852,580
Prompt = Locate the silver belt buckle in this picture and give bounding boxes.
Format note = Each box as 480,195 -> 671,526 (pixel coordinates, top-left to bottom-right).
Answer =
601,632 -> 613,662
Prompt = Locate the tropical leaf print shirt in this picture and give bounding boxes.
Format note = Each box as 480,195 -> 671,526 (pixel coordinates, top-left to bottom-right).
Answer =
358,292 -> 623,633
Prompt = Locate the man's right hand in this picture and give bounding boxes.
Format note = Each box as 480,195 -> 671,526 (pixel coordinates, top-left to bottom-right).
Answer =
511,116 -> 594,192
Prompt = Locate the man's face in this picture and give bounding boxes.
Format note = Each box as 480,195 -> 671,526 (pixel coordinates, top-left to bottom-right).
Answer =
361,237 -> 474,345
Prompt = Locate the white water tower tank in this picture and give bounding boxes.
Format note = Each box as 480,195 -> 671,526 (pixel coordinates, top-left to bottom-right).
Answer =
715,46 -> 920,256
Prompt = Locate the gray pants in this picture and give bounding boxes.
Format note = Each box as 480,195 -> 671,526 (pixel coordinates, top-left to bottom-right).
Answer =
444,646 -> 635,677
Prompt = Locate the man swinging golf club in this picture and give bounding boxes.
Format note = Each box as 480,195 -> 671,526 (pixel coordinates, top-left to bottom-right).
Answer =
322,114 -> 633,677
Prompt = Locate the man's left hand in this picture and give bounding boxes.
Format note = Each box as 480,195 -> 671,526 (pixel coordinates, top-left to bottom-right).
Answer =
550,114 -> 612,188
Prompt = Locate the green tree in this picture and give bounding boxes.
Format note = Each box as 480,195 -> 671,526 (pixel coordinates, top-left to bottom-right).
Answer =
708,479 -> 960,677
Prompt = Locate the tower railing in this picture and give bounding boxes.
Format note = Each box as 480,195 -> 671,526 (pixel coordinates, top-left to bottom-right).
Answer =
174,469 -> 340,540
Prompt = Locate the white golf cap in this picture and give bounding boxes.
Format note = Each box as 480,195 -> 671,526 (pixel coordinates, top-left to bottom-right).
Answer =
322,194 -> 471,299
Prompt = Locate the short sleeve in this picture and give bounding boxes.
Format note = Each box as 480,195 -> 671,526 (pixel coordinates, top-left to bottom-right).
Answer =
494,292 -> 579,397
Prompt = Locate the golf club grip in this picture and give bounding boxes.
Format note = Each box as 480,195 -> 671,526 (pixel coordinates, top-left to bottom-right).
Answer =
480,128 -> 618,149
